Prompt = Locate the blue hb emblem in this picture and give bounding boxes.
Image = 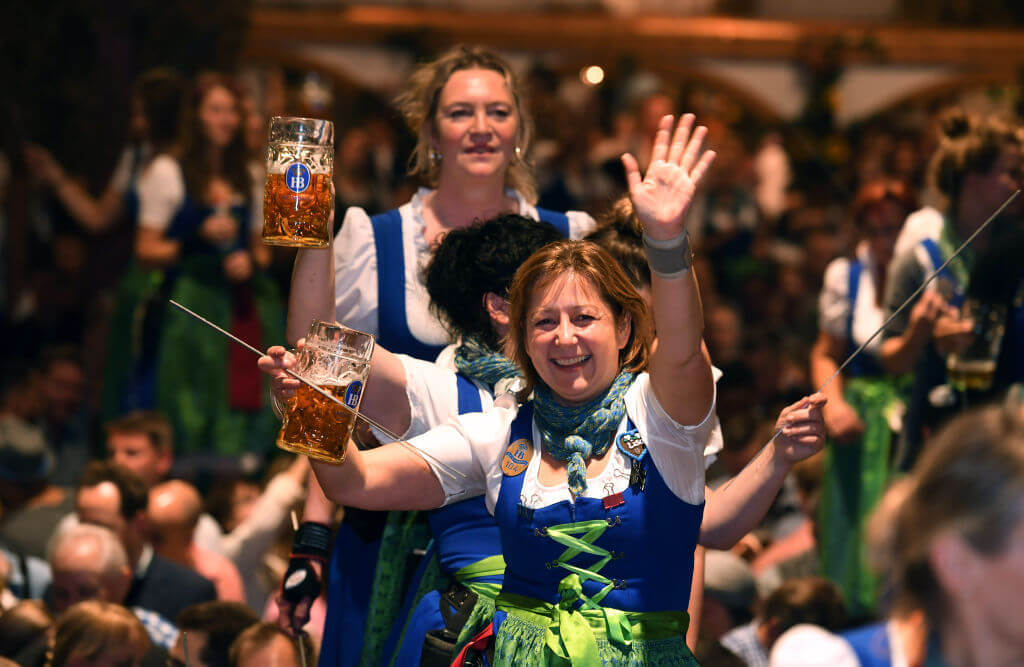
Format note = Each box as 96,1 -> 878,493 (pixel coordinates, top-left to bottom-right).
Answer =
285,163 -> 311,193
344,381 -> 363,408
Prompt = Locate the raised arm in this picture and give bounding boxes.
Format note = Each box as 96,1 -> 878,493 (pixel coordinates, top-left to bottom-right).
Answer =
622,114 -> 716,425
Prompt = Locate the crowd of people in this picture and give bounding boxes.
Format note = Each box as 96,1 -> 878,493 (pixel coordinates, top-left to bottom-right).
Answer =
1,40 -> 1023,667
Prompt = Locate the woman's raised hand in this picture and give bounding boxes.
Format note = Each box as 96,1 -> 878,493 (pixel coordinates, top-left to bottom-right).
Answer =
622,114 -> 716,241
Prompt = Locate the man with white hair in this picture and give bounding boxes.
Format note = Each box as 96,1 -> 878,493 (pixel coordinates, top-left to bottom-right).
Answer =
48,522 -> 178,649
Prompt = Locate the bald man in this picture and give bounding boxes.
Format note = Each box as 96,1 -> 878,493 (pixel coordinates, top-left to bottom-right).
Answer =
48,522 -> 179,649
148,480 -> 245,603
230,623 -> 311,667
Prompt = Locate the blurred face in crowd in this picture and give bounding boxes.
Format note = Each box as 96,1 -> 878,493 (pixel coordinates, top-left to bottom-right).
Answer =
43,359 -> 86,426
861,199 -> 904,268
51,539 -> 130,614
525,272 -> 630,406
975,146 -> 1024,216
199,84 -> 240,150
107,432 -> 169,488
939,512 -> 1024,655
431,68 -> 518,184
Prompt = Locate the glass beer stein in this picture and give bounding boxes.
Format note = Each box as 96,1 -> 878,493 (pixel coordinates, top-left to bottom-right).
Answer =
262,116 -> 335,248
276,321 -> 374,464
946,298 -> 1007,392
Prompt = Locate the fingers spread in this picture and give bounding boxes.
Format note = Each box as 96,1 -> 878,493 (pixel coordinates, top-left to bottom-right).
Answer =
649,115 -> 675,165
666,113 -> 695,165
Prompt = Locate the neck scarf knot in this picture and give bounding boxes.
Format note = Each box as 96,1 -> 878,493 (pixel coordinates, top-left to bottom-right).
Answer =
533,371 -> 635,497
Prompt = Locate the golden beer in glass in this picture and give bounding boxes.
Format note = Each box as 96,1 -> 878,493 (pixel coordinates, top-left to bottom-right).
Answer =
262,116 -> 335,248
276,321 -> 374,464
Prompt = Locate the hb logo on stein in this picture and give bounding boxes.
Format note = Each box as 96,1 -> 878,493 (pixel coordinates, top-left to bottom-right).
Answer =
285,163 -> 311,194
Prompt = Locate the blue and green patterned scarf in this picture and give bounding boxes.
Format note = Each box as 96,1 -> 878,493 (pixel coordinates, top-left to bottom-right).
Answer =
533,371 -> 635,497
454,336 -> 520,387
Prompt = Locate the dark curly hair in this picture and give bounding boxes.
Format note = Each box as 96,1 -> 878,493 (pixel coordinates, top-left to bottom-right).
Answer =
424,214 -> 562,350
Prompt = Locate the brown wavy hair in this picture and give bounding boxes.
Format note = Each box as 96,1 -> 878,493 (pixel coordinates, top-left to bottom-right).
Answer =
506,240 -> 652,396
394,44 -> 536,202
47,601 -> 150,667
177,72 -> 251,205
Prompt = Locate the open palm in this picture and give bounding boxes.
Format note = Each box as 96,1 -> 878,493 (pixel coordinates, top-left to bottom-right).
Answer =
622,114 -> 716,240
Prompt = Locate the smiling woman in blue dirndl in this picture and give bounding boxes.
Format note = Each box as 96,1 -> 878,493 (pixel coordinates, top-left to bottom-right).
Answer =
306,114 -> 827,665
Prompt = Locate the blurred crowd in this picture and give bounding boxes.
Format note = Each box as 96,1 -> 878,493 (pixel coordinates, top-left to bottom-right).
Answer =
1,54 -> 1023,666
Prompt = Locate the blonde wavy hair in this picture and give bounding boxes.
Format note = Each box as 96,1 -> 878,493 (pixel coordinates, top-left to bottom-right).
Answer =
394,44 -> 536,203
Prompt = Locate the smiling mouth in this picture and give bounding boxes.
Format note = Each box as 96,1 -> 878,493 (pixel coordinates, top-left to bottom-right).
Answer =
552,355 -> 591,367
465,146 -> 496,154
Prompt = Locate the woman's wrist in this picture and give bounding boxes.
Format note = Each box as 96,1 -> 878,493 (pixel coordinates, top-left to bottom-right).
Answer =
643,229 -> 694,279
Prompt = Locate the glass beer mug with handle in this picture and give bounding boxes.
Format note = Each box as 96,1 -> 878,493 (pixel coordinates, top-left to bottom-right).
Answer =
262,116 -> 335,248
276,321 -> 374,464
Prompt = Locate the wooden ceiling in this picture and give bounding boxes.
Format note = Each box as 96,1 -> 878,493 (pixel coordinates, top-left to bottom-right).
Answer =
246,6 -> 1024,75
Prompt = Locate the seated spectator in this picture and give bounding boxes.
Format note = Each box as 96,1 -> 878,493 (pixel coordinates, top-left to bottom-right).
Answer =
753,454 -> 825,593
48,523 -> 177,650
721,577 -> 847,666
0,599 -> 53,662
229,623 -> 312,667
37,347 -> 91,488
701,550 -> 759,642
148,480 -> 245,603
0,416 -> 72,560
48,600 -> 152,667
74,462 -> 216,621
170,601 -> 259,667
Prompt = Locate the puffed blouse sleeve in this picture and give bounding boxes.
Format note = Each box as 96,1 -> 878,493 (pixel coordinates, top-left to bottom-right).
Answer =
136,155 -> 185,231
331,206 -> 380,336
818,257 -> 852,340
404,405 -> 518,506
626,372 -> 719,506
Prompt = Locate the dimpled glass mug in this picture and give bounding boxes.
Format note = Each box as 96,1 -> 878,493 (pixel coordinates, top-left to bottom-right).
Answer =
276,321 -> 373,464
262,116 -> 335,248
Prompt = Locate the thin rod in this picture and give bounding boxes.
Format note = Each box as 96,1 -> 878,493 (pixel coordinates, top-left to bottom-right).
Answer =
167,300 -> 466,480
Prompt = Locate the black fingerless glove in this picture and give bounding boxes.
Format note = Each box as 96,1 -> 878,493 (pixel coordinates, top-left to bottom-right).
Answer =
280,522 -> 331,605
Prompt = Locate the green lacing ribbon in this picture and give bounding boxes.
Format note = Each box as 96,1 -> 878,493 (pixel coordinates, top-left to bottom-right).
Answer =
532,518 -> 634,663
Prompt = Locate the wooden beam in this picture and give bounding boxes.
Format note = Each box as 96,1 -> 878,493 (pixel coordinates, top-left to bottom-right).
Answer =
246,7 -> 1024,73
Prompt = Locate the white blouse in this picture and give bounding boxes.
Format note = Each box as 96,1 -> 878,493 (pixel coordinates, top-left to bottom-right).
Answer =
407,372 -> 720,514
818,243 -> 885,352
136,155 -> 263,234
331,188 -> 597,342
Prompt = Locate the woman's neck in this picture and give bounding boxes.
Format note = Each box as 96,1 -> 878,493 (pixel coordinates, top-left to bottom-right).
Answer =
427,174 -> 514,230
